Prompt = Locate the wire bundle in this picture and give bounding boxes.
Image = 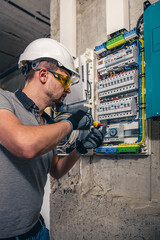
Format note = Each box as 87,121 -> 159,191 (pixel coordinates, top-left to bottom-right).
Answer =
54,112 -> 79,154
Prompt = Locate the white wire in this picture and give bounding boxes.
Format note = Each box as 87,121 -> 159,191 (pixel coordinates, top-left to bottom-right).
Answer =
54,113 -> 79,153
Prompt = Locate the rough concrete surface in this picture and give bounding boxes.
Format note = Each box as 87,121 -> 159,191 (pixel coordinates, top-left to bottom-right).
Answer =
77,0 -> 107,56
50,0 -> 60,41
50,151 -> 160,239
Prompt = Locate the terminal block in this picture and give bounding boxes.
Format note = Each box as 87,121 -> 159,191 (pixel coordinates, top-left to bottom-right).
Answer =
95,42 -> 107,55
96,145 -> 118,154
106,33 -> 126,49
97,69 -> 138,98
97,97 -> 137,121
117,144 -> 140,153
124,28 -> 138,41
97,45 -> 138,75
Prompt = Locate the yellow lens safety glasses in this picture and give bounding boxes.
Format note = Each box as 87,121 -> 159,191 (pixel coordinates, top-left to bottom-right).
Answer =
33,67 -> 71,90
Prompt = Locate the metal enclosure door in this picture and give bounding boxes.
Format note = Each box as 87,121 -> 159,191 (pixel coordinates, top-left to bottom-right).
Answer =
144,0 -> 160,118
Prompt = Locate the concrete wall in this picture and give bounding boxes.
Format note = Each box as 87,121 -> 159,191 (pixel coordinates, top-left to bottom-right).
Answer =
50,0 -> 160,239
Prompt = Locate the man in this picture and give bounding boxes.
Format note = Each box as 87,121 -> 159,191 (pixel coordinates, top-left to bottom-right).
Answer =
0,38 -> 106,239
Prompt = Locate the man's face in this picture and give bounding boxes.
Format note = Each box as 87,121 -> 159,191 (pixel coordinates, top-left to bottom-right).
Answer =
54,89 -> 70,105
47,67 -> 71,105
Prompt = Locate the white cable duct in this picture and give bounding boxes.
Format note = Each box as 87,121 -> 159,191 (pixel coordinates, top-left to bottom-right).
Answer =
54,113 -> 79,154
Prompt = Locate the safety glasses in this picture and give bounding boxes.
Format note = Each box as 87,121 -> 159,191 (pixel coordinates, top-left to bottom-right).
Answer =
33,67 -> 71,90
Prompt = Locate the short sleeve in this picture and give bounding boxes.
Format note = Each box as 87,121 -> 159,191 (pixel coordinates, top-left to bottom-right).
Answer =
0,89 -> 15,113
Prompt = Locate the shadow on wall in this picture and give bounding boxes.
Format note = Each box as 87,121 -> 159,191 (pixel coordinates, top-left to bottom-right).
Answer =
151,120 -> 160,140
0,69 -> 25,92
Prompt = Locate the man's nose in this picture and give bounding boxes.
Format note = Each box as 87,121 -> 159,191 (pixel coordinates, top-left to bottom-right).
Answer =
65,88 -> 71,94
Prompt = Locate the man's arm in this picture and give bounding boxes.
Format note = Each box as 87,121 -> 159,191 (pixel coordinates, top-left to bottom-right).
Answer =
0,109 -> 71,159
49,149 -> 80,179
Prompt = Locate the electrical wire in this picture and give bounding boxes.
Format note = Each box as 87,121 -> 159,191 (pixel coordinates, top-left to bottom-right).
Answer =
54,112 -> 79,154
51,106 -> 61,115
136,14 -> 143,37
136,39 -> 145,144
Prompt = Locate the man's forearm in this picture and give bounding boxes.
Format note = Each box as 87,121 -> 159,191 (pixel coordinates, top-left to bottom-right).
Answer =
0,110 -> 72,158
50,149 -> 80,179
28,121 -> 72,157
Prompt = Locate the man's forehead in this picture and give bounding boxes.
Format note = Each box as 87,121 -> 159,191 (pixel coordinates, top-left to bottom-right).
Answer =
57,67 -> 71,77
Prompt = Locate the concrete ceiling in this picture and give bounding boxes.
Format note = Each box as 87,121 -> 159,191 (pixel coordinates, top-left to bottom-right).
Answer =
0,0 -> 50,77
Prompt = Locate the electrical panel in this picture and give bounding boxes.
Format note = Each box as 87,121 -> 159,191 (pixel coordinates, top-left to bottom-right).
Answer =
95,29 -> 146,154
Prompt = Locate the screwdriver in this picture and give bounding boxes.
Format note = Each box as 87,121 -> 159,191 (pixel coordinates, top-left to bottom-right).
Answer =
93,121 -> 108,128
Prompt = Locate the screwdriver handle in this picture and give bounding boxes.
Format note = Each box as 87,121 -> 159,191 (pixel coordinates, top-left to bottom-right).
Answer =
93,121 -> 108,128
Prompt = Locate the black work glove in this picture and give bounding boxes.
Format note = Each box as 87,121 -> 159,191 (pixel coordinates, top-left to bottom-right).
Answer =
76,125 -> 106,154
66,110 -> 93,130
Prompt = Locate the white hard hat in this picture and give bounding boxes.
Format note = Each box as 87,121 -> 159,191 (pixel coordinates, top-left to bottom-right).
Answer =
18,38 -> 80,84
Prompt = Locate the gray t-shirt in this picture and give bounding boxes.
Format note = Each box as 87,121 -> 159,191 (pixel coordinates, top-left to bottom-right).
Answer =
0,89 -> 54,237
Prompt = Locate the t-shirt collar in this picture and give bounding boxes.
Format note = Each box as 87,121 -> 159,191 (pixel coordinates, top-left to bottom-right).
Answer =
15,89 -> 54,124
15,89 -> 35,110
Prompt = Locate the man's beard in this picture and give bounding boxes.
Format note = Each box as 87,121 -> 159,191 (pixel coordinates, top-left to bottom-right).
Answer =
54,93 -> 67,111
55,93 -> 66,103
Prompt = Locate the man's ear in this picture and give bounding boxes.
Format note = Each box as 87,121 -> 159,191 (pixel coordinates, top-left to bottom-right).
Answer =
39,68 -> 48,84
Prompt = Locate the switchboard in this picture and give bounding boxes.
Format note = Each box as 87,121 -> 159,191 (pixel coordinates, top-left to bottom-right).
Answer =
95,31 -> 146,154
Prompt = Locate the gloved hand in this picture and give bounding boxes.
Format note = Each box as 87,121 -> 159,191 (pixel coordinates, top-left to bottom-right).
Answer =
76,125 -> 106,154
65,110 -> 93,130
